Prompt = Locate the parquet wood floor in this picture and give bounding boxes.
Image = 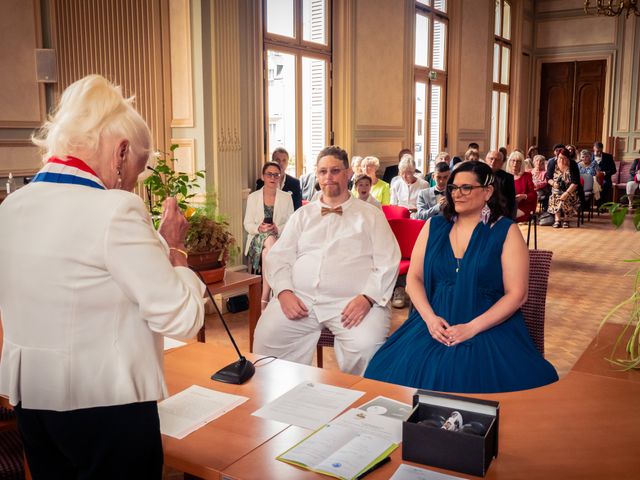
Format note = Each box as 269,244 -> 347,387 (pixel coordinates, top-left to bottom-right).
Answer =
201,212 -> 639,380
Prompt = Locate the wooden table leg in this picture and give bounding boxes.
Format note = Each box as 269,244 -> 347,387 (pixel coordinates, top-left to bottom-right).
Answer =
248,282 -> 261,352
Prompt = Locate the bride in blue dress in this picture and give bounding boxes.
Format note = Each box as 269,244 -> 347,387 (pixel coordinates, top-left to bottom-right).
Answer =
365,161 -> 558,393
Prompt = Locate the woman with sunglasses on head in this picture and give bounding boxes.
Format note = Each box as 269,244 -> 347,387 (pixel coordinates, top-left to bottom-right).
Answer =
244,162 -> 294,309
365,161 -> 557,393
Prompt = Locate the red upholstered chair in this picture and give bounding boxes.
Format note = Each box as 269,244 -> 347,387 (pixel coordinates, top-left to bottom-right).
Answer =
316,218 -> 426,367
521,249 -> 553,356
381,205 -> 411,220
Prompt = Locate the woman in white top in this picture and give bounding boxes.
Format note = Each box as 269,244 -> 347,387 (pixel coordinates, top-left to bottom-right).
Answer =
244,162 -> 294,308
390,154 -> 429,212
0,75 -> 205,478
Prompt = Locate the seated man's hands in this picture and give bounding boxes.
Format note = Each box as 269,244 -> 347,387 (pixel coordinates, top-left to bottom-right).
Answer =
278,290 -> 309,320
341,295 -> 372,329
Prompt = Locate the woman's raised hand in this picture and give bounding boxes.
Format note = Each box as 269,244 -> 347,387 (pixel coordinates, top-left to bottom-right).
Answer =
159,197 -> 189,248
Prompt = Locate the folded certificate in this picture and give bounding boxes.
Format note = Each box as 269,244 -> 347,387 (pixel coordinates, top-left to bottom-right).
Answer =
159,385 -> 248,439
277,423 -> 398,480
390,464 -> 463,479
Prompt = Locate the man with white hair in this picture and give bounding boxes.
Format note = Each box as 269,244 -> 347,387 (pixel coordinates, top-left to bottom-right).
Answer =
254,146 -> 400,375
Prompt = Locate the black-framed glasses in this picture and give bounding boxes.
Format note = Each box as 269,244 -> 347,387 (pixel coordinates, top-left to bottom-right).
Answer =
446,184 -> 486,196
264,172 -> 282,179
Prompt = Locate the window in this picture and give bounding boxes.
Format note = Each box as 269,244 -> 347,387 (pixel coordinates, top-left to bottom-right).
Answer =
264,0 -> 331,177
490,0 -> 511,151
414,1 -> 448,173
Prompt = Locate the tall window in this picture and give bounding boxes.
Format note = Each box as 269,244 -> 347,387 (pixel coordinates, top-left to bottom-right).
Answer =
414,1 -> 448,173
490,0 -> 511,151
264,0 -> 331,177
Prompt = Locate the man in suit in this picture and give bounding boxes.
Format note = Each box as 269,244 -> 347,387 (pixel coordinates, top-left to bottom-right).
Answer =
593,141 -> 617,203
256,148 -> 303,210
415,162 -> 450,220
485,150 -> 517,219
254,145 -> 400,375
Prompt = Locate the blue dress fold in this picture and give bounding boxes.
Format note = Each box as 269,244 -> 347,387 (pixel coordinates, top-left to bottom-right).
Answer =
364,215 -> 558,393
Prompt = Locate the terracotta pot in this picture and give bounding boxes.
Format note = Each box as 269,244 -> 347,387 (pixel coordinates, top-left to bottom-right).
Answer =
187,250 -> 223,271
198,265 -> 226,284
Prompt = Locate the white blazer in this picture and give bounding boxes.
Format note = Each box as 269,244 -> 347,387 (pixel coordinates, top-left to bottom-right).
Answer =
243,188 -> 294,255
0,183 -> 205,411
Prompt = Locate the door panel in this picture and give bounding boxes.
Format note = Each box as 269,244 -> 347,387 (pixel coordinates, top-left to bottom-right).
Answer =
573,60 -> 606,151
539,62 -> 574,158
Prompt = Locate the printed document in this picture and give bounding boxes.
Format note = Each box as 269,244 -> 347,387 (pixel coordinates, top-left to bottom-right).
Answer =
252,381 -> 365,429
159,385 -> 248,439
278,423 -> 397,480
390,464 -> 463,480
357,396 -> 412,421
331,408 -> 403,444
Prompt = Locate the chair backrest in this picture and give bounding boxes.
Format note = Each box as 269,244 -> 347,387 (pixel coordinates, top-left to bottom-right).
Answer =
616,161 -> 633,184
388,218 -> 426,259
521,249 -> 553,356
580,173 -> 593,192
382,205 -> 411,220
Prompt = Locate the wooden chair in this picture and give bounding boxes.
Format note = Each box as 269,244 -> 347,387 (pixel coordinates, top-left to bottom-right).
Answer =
0,407 -> 26,480
317,249 -> 553,367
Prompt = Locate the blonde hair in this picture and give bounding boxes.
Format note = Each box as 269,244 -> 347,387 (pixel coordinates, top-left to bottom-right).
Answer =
506,150 -> 525,174
362,156 -> 380,170
398,153 -> 416,173
464,148 -> 479,162
32,75 -> 152,163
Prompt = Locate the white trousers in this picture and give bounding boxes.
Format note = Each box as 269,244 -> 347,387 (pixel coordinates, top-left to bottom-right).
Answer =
253,299 -> 390,375
626,181 -> 639,198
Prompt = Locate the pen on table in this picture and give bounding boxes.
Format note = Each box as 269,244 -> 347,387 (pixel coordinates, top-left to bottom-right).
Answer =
355,456 -> 391,480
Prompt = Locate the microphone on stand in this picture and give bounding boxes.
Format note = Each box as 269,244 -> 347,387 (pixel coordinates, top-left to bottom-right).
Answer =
196,271 -> 255,385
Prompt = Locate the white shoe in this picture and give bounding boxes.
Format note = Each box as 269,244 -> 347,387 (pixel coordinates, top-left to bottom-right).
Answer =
391,287 -> 406,309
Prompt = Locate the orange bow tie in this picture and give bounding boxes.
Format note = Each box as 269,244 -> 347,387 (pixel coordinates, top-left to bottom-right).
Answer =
321,206 -> 343,216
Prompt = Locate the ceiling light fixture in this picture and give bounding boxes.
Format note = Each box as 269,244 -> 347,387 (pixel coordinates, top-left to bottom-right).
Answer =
584,0 -> 640,17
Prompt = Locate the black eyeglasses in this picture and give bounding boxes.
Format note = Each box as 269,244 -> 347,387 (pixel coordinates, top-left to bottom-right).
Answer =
446,184 -> 486,196
264,172 -> 282,179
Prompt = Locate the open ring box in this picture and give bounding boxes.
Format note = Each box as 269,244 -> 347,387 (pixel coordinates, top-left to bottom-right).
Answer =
402,389 -> 499,477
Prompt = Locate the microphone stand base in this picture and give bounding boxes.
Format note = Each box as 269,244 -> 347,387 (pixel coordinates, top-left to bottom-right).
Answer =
211,357 -> 255,384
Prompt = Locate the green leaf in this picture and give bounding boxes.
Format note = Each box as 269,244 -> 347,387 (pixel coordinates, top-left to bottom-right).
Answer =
170,144 -> 179,152
611,207 -> 627,227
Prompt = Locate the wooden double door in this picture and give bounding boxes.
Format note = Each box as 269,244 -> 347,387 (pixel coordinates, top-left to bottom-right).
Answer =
538,60 -> 606,158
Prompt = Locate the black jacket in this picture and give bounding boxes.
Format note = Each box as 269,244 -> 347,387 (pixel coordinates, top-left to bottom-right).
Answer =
493,169 -> 517,220
256,174 -> 303,210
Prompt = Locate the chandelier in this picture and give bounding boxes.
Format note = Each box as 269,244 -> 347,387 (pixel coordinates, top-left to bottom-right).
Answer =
584,0 -> 640,17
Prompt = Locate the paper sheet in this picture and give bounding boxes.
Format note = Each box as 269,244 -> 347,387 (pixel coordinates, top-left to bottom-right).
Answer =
159,385 -> 248,439
330,408 -> 403,444
252,381 -> 365,429
163,337 -> 187,350
390,464 -> 463,480
357,396 -> 413,421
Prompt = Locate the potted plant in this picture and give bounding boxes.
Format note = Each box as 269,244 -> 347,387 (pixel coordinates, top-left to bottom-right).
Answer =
599,197 -> 640,369
144,144 -> 237,283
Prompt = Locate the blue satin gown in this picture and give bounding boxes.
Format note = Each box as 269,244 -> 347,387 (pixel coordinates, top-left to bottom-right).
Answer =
364,215 -> 558,393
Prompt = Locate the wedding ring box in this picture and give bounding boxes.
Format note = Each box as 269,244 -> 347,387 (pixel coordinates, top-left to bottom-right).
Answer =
402,390 -> 499,477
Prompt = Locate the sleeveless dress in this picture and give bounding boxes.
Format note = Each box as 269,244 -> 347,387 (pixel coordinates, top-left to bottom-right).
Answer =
247,204 -> 277,274
364,215 -> 558,393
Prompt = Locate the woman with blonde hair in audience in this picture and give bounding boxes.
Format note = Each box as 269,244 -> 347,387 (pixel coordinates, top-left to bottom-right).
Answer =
548,147 -> 579,228
0,74 -> 205,478
390,154 -> 429,212
507,150 -> 537,222
244,162 -> 294,309
361,155 -> 390,205
531,154 -> 550,211
525,145 -> 538,171
463,148 -> 480,163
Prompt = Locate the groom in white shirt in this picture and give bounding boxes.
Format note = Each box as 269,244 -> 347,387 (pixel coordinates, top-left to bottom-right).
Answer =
254,146 -> 400,374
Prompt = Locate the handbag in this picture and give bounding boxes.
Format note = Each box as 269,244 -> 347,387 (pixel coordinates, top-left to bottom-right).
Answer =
226,294 -> 249,313
537,211 -> 555,226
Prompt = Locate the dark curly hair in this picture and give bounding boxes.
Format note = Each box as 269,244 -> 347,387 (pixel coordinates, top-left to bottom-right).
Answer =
442,161 -> 511,224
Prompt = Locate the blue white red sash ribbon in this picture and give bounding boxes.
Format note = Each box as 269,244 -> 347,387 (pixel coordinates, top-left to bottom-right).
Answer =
32,156 -> 106,190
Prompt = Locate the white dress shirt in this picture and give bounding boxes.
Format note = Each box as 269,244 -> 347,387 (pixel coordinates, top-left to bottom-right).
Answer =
390,177 -> 429,209
266,196 -> 400,322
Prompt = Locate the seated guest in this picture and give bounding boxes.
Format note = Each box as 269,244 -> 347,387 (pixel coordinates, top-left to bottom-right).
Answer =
383,148 -> 412,184
531,154 -> 550,211
626,156 -> 639,209
244,162 -> 295,309
592,141 -> 617,203
463,148 -> 480,163
351,155 -> 363,177
566,144 -> 578,162
299,170 -> 317,202
578,149 -> 599,177
354,174 -> 382,209
0,75 -> 205,477
415,162 -> 450,220
499,146 -> 508,164
426,152 -> 450,186
390,154 -> 429,212
525,145 -> 539,171
361,155 -> 391,205
468,142 -> 479,150
548,148 -> 580,228
256,148 -> 303,210
507,151 -> 537,222
484,150 -> 517,219
449,155 -> 463,170
365,161 -> 558,393
254,146 -> 400,374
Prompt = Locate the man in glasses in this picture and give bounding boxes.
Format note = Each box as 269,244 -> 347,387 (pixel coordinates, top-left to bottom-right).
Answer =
254,145 -> 400,375
484,150 -> 517,219
256,148 -> 303,210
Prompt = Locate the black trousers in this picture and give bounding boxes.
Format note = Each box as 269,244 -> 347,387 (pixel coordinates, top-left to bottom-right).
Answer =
14,401 -> 163,480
